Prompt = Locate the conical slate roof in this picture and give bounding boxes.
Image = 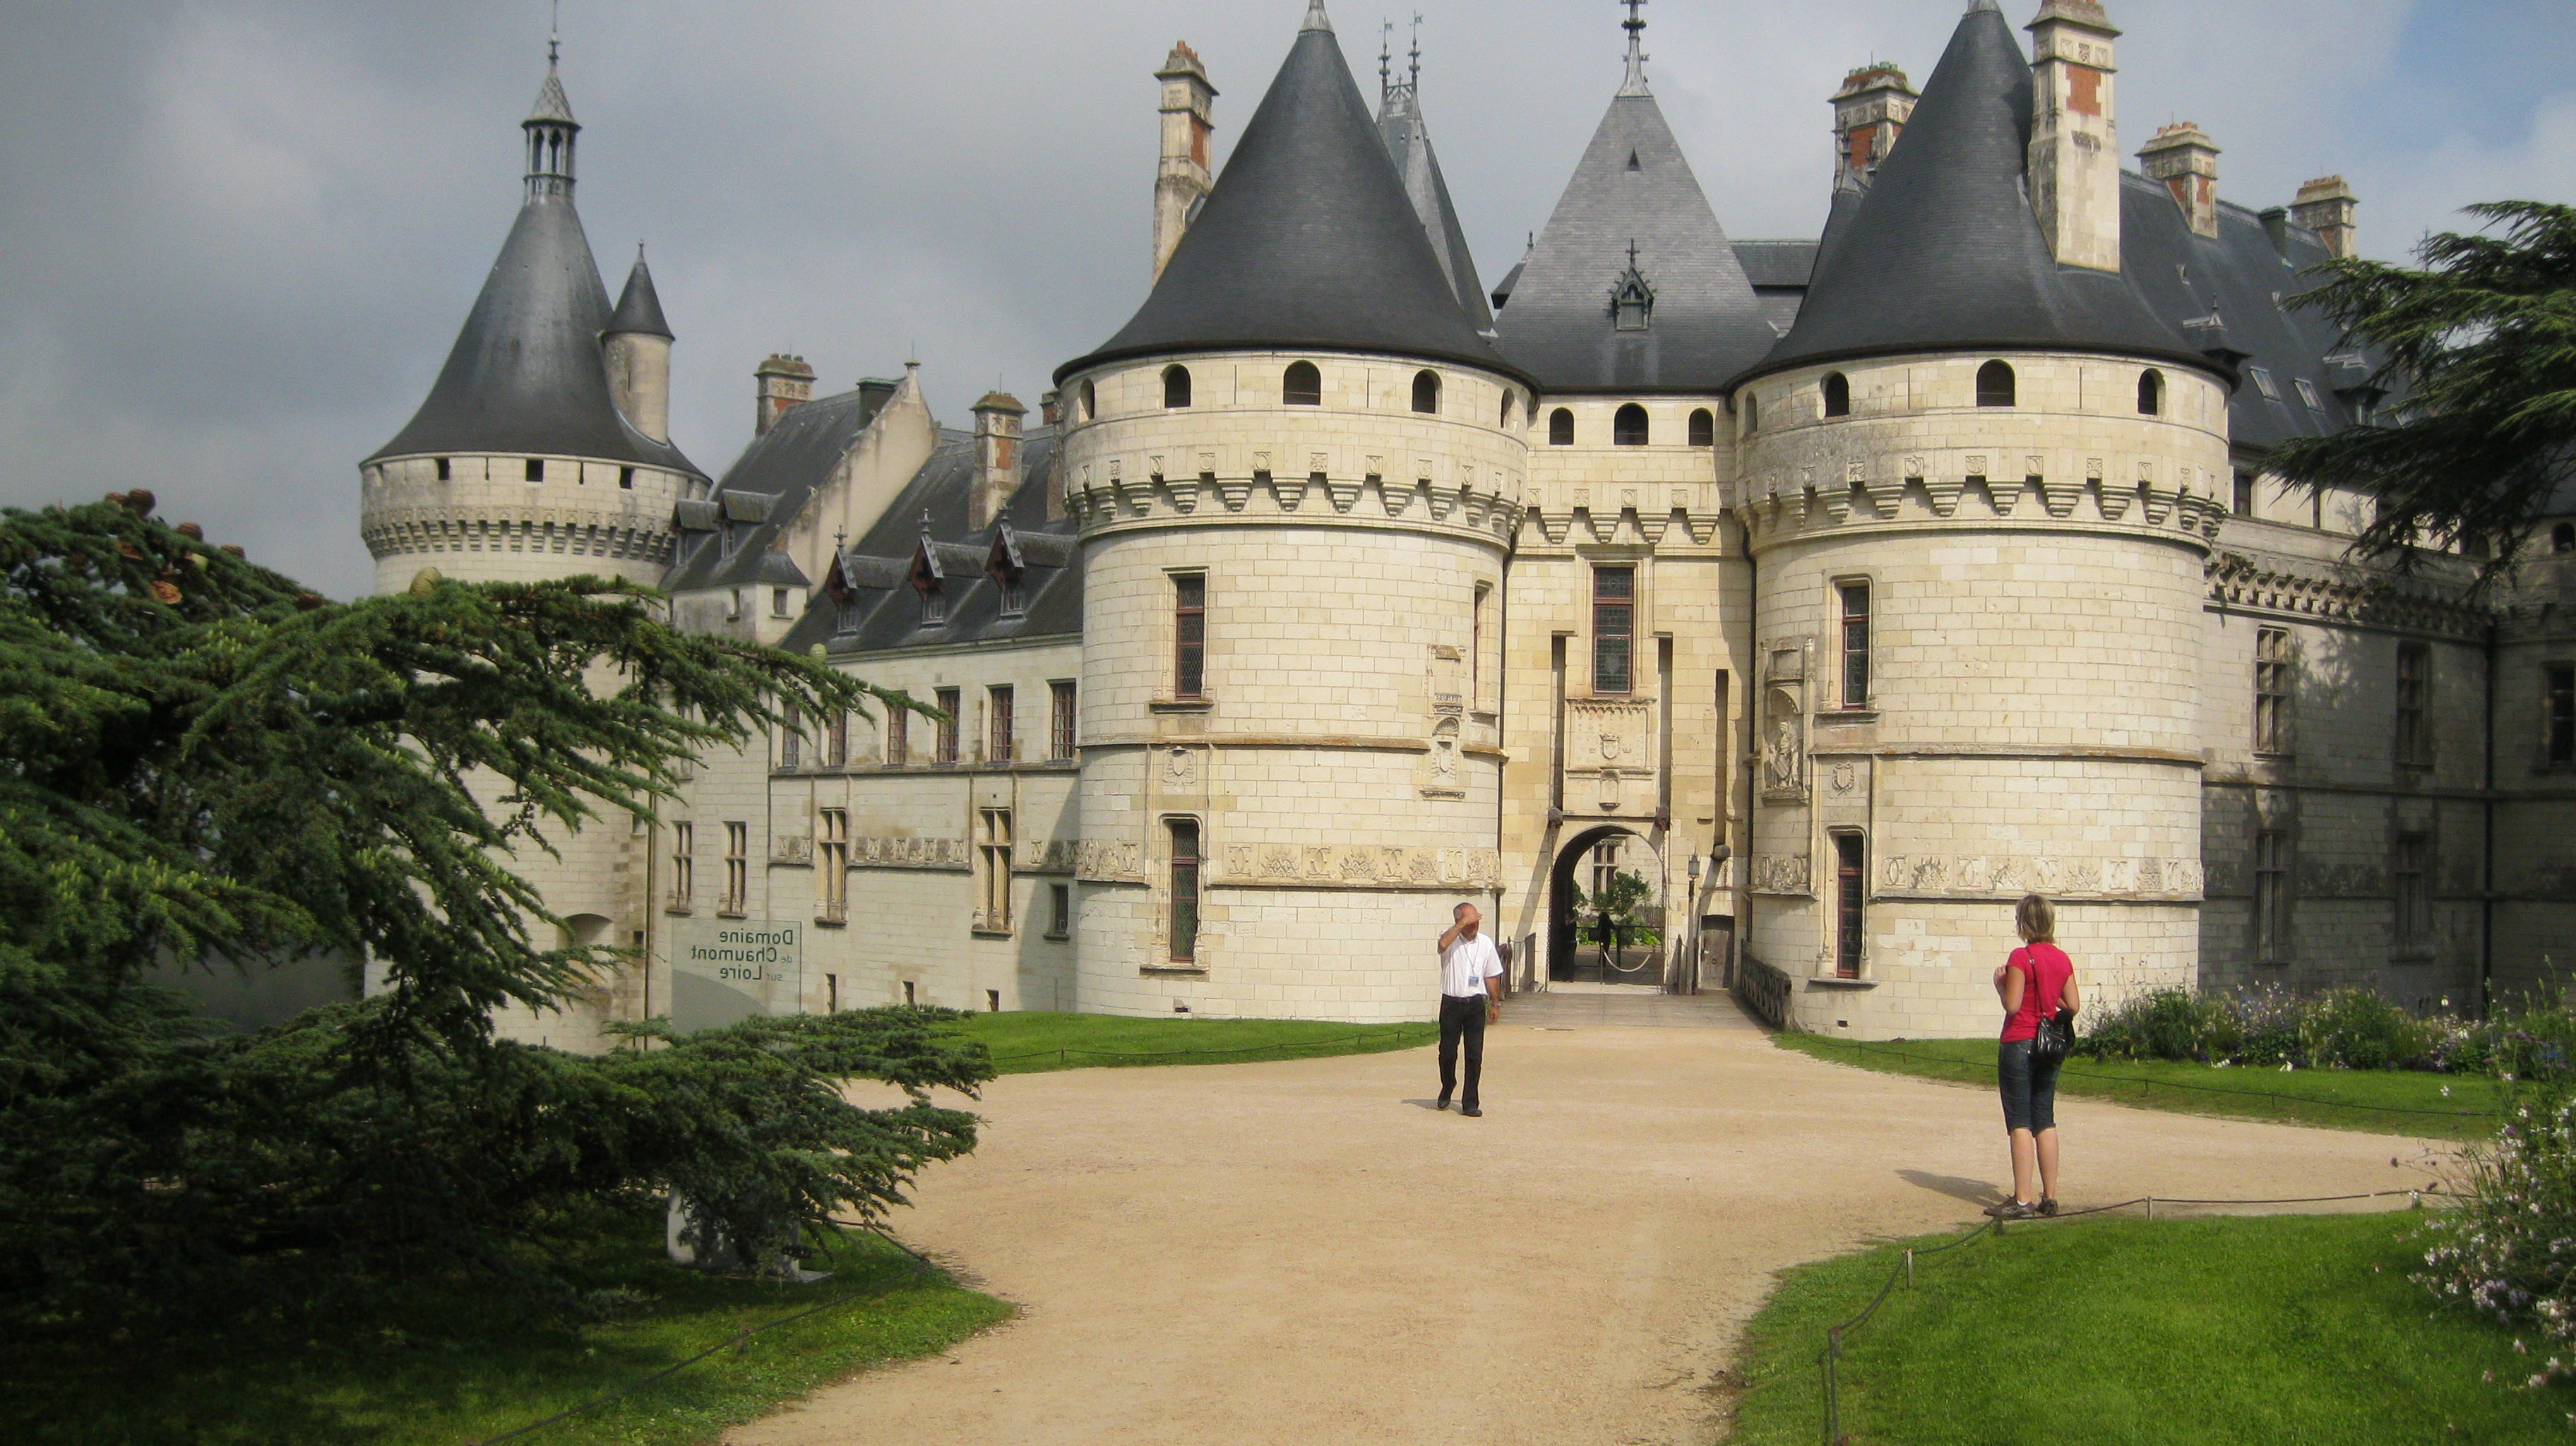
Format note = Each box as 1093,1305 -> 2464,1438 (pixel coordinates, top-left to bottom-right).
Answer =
1743,1 -> 2202,385
609,248 -> 673,338
1378,85 -> 1493,332
1491,74 -> 1777,392
1057,5 -> 1517,384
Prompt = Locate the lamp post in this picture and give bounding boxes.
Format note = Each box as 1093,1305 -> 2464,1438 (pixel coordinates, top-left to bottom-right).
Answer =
1684,852 -> 1703,995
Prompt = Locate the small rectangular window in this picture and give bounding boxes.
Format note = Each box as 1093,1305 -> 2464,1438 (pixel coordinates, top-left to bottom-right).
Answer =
726,587 -> 742,619
2549,663 -> 2575,765
922,585 -> 946,626
817,808 -> 848,919
2233,471 -> 2255,517
1174,575 -> 1207,699
619,465 -> 635,489
2395,642 -> 2431,767
1047,883 -> 1072,940
780,700 -> 801,770
435,457 -> 452,482
2393,832 -> 2430,945
1472,583 -> 1491,710
2255,628 -> 2293,755
2248,366 -> 2279,400
1832,832 -> 1866,980
1168,819 -> 1201,962
886,706 -> 910,766
772,587 -> 792,617
989,684 -> 1015,764
525,458 -> 545,482
670,820 -> 694,909
826,708 -> 848,768
2253,830 -> 2290,964
1592,566 -> 1634,695
935,688 -> 960,765
1051,679 -> 1078,761
978,808 -> 1013,931
1839,581 -> 1871,709
2295,378 -> 2324,411
722,821 -> 749,915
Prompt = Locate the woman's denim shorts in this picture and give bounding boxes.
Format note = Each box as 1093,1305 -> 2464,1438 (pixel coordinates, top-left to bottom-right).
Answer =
1997,1037 -> 2063,1133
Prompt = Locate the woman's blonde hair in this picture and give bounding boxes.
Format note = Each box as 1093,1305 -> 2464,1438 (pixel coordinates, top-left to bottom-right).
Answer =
2015,894 -> 2056,943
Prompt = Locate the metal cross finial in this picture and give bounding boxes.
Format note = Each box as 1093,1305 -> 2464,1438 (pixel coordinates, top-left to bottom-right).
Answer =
1380,20 -> 1392,92
548,0 -> 561,63
1623,0 -> 1647,37
1628,238 -> 1642,268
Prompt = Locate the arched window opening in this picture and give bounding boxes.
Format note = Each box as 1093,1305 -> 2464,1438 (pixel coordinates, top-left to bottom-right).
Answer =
1742,391 -> 1760,434
1613,404 -> 1649,446
1822,372 -> 1852,418
1549,407 -> 1575,446
1080,379 -> 1097,422
1163,364 -> 1192,409
1498,393 -> 1514,429
1283,361 -> 1323,406
1412,370 -> 1441,414
1688,408 -> 1715,447
2137,369 -> 2164,417
2556,522 -> 2575,554
1976,360 -> 2016,408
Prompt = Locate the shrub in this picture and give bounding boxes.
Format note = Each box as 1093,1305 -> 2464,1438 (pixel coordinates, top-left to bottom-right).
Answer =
2302,988 -> 2430,1070
2418,1082 -> 2576,1390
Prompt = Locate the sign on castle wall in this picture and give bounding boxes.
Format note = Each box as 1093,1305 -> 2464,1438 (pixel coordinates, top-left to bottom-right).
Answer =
669,918 -> 803,1032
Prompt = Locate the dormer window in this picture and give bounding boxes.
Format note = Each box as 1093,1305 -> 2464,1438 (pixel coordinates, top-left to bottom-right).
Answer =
2248,366 -> 2279,400
920,585 -> 946,626
1607,241 -> 1655,332
2294,378 -> 2324,411
835,594 -> 863,633
771,587 -> 792,619
719,524 -> 739,559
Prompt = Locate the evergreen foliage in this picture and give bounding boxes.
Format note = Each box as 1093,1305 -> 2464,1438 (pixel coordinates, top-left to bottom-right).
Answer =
0,494 -> 986,1336
2270,201 -> 2576,572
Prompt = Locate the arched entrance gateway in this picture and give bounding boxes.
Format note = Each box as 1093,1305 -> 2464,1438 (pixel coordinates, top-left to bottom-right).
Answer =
1548,827 -> 1666,986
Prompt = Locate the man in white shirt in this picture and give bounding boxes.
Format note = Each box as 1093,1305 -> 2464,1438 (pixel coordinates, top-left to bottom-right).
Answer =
1434,902 -> 1503,1116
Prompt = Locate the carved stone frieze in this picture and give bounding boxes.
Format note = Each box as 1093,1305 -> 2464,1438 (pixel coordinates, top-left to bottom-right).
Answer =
1073,838 -> 1145,882
770,835 -> 813,865
1751,854 -> 1813,896
1874,854 -> 2205,901
1210,842 -> 1501,890
851,835 -> 970,871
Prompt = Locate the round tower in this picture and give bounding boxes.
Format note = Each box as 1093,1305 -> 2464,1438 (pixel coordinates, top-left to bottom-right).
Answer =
1728,0 -> 2228,1037
359,47 -> 704,597
1055,2 -> 1533,1021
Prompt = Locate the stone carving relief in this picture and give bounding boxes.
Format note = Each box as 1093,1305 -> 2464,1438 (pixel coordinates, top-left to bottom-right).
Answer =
1828,760 -> 1858,797
852,836 -> 969,870
1874,854 -> 2205,901
1751,854 -> 1813,896
1073,839 -> 1145,882
1164,745 -> 1199,789
1763,686 -> 1806,799
1228,844 -> 1501,890
770,835 -> 813,865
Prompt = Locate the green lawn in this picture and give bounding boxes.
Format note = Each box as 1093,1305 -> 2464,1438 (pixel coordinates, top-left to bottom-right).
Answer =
3,1218 -> 1010,1446
945,1010 -> 1438,1075
1777,1032 -> 2504,1140
1729,1212 -> 2567,1445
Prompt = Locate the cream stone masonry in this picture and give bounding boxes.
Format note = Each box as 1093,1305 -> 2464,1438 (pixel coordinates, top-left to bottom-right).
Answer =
2025,0 -> 2123,272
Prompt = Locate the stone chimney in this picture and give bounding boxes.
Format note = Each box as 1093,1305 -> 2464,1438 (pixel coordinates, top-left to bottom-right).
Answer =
1153,42 -> 1217,284
2137,122 -> 2221,238
1830,64 -> 1917,191
2026,0 -> 2123,273
2291,176 -> 2359,258
970,392 -> 1027,531
754,354 -> 815,436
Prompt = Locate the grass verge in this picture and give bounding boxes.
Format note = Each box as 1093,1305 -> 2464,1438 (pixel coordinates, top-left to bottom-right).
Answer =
946,1010 -> 1438,1075
2,1217 -> 1010,1446
1728,1211 -> 2567,1445
1776,1031 -> 2503,1139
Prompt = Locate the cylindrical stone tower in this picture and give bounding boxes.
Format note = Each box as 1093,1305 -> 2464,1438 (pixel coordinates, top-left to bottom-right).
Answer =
1727,0 -> 2228,1037
1054,3 -> 1534,1020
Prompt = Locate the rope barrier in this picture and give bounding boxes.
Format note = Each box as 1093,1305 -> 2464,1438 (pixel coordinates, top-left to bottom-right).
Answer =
465,1226 -> 937,1446
1811,1187 -> 2450,1445
988,1029 -> 1439,1067
1804,1035 -> 2498,1120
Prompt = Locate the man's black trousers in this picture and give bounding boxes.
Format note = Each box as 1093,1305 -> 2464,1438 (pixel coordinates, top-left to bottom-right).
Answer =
1438,993 -> 1487,1109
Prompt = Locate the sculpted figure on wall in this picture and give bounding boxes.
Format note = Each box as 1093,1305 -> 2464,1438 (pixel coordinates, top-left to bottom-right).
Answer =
1765,715 -> 1804,793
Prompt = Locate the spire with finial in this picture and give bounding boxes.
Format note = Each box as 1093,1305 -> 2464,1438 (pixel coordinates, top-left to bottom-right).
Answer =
1618,0 -> 1650,97
523,32 -> 579,201
1301,0 -> 1333,35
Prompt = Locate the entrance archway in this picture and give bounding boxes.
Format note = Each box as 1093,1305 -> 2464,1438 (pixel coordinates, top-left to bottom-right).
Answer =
1548,827 -> 1664,986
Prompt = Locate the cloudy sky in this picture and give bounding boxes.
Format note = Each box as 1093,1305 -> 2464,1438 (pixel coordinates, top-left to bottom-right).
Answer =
3,0 -> 2568,598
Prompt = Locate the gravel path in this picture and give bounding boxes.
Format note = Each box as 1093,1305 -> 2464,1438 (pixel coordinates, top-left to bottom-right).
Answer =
735,1005 -> 2449,1446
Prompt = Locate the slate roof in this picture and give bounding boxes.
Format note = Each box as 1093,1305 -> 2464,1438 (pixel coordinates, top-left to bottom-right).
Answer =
608,249 -> 672,338
1057,6 -> 1519,385
1731,238 -> 1820,335
1491,76 -> 1779,393
1378,85 -> 1493,332
664,386 -> 888,592
1742,1 -> 2206,386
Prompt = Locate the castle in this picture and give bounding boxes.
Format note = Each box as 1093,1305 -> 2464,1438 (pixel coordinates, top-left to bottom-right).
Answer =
355,1 -> 2576,1046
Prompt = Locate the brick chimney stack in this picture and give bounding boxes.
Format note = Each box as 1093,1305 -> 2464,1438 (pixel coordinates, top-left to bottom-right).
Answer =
1153,42 -> 1217,284
1830,64 -> 1917,191
2026,0 -> 2123,273
754,354 -> 815,436
2291,176 -> 2359,258
2138,122 -> 2222,238
970,391 -> 1027,531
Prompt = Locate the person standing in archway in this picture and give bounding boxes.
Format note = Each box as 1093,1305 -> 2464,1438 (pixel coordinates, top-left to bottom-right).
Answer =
1990,894 -> 2080,1219
1435,902 -> 1503,1116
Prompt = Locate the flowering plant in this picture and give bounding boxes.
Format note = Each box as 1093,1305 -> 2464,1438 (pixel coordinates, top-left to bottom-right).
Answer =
2418,1083 -> 2576,1392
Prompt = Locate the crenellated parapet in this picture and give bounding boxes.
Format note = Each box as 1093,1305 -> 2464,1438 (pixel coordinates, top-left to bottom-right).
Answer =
359,453 -> 691,589
1736,465 -> 2226,546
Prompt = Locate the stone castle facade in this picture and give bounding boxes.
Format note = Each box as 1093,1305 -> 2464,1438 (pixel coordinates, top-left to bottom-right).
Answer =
357,1 -> 2576,1046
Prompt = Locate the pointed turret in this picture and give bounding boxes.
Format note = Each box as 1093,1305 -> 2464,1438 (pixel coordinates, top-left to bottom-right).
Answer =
1492,3 -> 1773,390
1741,0 -> 2195,386
604,248 -> 674,443
367,49 -> 697,474
1060,2 -> 1512,380
1376,23 -> 1492,331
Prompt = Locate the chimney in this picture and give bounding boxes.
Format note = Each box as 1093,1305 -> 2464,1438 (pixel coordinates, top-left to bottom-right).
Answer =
2137,122 -> 2221,239
1830,64 -> 1917,191
754,354 -> 815,436
1039,390 -> 1062,428
1153,42 -> 1217,283
2025,0 -> 2123,273
969,392 -> 1027,531
2290,176 -> 2359,258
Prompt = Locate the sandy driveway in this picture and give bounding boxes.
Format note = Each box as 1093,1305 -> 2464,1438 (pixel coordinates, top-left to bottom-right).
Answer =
736,1005 -> 2448,1446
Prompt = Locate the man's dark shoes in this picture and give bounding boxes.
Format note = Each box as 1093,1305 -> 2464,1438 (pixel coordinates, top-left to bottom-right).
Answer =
2039,1197 -> 2061,1217
1460,1105 -> 1483,1117
1436,1097 -> 1452,1111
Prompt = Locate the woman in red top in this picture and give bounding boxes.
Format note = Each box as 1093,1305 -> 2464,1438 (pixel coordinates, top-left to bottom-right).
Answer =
1990,894 -> 2080,1219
